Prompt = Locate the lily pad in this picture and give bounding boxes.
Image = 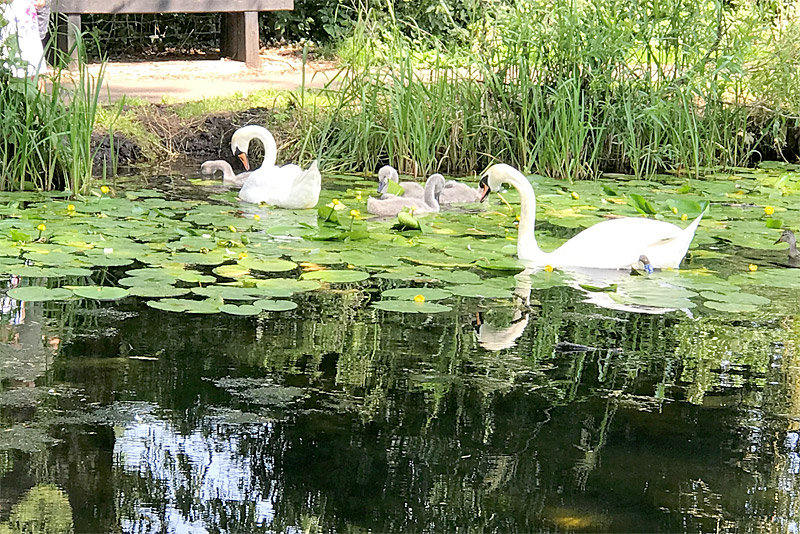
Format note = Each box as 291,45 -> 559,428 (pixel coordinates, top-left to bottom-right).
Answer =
126,285 -> 190,298
7,286 -> 74,302
703,300 -> 758,313
301,270 -> 370,283
253,299 -> 298,312
69,286 -> 130,301
219,304 -> 263,316
372,300 -> 452,314
238,257 -> 298,273
380,287 -> 452,301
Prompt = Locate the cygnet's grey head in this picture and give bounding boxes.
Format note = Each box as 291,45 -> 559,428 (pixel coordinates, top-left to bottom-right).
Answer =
427,173 -> 446,201
377,165 -> 399,194
776,229 -> 797,246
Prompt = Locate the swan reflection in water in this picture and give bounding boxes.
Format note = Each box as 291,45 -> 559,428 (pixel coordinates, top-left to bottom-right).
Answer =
474,271 -> 533,351
475,264 -> 690,351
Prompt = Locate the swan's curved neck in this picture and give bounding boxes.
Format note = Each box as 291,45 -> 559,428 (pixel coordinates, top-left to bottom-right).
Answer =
424,180 -> 440,210
214,161 -> 235,180
790,239 -> 800,259
504,170 -> 542,262
250,129 -> 278,169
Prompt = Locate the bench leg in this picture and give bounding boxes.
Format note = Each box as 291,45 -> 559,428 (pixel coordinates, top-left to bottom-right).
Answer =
221,12 -> 261,68
55,13 -> 81,68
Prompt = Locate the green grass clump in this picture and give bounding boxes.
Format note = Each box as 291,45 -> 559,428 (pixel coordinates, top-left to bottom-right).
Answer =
0,33 -> 107,193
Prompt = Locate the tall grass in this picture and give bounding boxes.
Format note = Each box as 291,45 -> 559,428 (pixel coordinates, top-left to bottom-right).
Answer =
296,0 -> 800,179
0,31 -> 107,193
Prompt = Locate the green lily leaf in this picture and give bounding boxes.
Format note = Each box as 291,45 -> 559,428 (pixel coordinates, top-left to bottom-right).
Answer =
380,287 -> 452,301
372,300 -> 451,313
629,193 -> 657,215
301,270 -> 370,283
69,286 -> 129,301
8,286 -> 74,302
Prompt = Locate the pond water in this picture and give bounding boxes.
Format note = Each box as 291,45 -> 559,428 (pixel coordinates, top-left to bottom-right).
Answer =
1,163 -> 800,533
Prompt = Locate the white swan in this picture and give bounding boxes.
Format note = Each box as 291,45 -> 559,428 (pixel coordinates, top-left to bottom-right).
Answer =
478,164 -> 707,269
377,165 -> 424,198
230,125 -> 321,209
200,160 -> 251,187
367,174 -> 445,217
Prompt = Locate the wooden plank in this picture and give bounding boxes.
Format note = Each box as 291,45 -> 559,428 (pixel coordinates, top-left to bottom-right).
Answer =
221,12 -> 261,68
51,0 -> 292,14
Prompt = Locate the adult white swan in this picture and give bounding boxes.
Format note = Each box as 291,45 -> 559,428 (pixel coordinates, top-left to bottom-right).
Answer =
231,125 -> 321,209
478,164 -> 707,270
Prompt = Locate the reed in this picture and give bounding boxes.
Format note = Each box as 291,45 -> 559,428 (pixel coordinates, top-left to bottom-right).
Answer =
294,0 -> 798,179
0,30 -> 107,193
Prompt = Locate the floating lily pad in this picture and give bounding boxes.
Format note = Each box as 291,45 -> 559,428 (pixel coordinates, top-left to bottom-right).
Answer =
372,300 -> 452,313
237,257 -> 298,273
219,304 -> 263,316
253,299 -> 298,312
703,300 -> 758,313
191,286 -> 260,300
301,270 -> 370,283
700,291 -> 770,305
126,285 -> 190,298
213,264 -> 251,278
69,286 -> 129,301
380,287 -> 452,301
7,286 -> 74,302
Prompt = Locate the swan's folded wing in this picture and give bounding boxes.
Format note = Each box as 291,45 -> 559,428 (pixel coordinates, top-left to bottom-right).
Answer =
287,161 -> 322,209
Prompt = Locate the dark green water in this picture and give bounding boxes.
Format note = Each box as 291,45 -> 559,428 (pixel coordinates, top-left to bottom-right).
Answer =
0,280 -> 795,533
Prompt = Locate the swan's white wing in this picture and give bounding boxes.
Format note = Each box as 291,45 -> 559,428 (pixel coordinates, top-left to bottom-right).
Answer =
283,161 -> 321,209
546,218 -> 686,269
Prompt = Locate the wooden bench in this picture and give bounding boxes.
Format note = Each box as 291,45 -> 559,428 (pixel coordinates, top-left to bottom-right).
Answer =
50,0 -> 294,68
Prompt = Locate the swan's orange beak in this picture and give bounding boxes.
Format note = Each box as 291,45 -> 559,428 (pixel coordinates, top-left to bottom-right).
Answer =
478,176 -> 491,203
237,152 -> 250,171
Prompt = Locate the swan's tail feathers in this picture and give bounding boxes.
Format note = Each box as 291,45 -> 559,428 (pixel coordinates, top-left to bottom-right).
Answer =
684,200 -> 710,235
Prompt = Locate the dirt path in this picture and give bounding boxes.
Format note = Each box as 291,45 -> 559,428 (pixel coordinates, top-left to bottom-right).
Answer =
85,47 -> 339,103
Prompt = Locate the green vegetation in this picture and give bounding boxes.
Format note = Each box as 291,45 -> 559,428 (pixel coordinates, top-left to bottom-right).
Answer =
0,35 -> 108,194
292,0 -> 800,178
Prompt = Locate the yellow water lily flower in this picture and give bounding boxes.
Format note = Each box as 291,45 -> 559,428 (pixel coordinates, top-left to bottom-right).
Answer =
253,214 -> 261,221
571,191 -> 579,200
748,264 -> 758,272
347,264 -> 355,269
413,294 -> 425,303
765,205 -> 774,216
544,265 -> 554,272
228,225 -> 237,233
100,185 -> 110,194
67,204 -> 75,212
36,223 -> 46,232
671,206 -> 678,214
238,252 -> 247,260
332,198 -> 340,206
350,209 -> 360,218
681,213 -> 688,221
355,192 -> 363,201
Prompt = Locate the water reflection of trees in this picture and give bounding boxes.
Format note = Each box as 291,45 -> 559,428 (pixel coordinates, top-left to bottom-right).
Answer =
2,286 -> 800,531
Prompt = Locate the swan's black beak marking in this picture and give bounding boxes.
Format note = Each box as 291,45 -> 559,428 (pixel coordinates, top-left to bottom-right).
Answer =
235,149 -> 250,171
478,175 -> 490,203
471,312 -> 483,333
377,181 -> 386,194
